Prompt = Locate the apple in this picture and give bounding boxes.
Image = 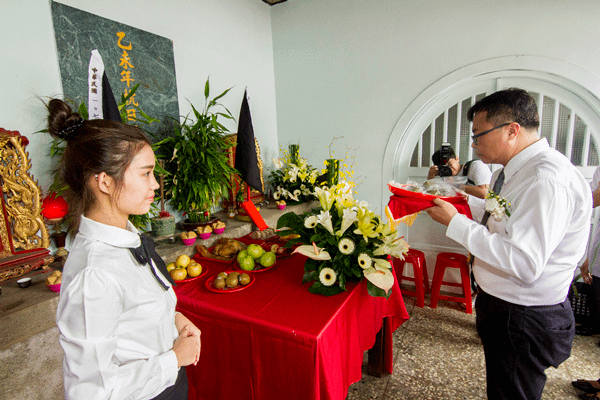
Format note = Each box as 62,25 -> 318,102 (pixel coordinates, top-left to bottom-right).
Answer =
247,244 -> 264,259
170,267 -> 187,281
166,262 -> 176,272
258,251 -> 276,268
237,250 -> 248,264
239,256 -> 255,271
187,262 -> 202,278
175,254 -> 191,268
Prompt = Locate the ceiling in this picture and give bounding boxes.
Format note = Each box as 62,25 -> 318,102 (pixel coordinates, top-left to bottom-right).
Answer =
262,0 -> 287,5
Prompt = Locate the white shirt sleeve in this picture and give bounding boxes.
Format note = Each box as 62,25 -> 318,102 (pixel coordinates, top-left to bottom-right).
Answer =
448,177 -> 576,284
57,268 -> 179,400
467,160 -> 492,187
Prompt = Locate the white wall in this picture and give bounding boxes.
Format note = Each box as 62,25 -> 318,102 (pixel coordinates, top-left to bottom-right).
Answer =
1,0 -> 278,194
271,0 -> 600,212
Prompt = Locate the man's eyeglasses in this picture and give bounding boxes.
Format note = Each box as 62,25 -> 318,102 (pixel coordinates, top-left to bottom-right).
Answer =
471,122 -> 512,145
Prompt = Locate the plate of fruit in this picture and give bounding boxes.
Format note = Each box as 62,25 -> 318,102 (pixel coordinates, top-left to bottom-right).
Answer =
233,243 -> 277,272
167,254 -> 208,283
205,270 -> 254,293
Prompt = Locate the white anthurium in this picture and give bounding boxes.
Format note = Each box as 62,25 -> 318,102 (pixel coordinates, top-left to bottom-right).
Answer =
363,266 -> 395,292
317,210 -> 335,235
372,257 -> 392,270
293,243 -> 331,260
287,189 -> 299,201
304,215 -> 319,229
272,158 -> 284,169
338,208 -> 358,236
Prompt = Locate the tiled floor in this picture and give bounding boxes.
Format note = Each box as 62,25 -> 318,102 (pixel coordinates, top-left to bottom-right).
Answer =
347,293 -> 600,400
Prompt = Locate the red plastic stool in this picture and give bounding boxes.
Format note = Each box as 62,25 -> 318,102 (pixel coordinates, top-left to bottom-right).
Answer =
393,248 -> 429,307
429,252 -> 472,314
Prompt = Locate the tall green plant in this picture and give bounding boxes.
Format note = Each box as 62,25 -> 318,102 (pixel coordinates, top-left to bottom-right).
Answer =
160,78 -> 239,223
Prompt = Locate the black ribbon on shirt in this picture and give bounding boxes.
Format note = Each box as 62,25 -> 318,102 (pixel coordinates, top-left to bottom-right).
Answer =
128,234 -> 175,290
470,168 -> 505,292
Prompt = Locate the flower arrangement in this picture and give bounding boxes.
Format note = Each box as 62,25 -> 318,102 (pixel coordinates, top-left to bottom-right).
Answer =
276,182 -> 409,298
320,136 -> 360,187
485,190 -> 511,221
270,144 -> 320,203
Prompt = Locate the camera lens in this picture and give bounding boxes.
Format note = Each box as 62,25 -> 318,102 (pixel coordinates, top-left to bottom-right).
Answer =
439,165 -> 453,177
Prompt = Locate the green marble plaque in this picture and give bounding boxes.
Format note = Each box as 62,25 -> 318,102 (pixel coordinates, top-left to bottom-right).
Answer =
51,1 -> 179,141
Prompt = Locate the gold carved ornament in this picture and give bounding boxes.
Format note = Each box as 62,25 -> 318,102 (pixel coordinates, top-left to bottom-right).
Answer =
0,130 -> 49,256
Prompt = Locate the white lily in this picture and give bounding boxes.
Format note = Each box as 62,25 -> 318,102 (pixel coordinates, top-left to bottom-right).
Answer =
317,210 -> 335,235
338,208 -> 358,236
293,243 -> 331,260
272,158 -> 284,169
314,186 -> 335,211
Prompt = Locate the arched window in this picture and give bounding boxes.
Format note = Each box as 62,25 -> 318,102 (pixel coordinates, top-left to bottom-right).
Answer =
410,82 -> 600,172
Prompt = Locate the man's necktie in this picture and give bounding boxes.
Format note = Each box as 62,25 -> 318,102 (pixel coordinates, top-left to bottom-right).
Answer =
469,168 -> 505,292
480,169 -> 505,227
129,234 -> 175,290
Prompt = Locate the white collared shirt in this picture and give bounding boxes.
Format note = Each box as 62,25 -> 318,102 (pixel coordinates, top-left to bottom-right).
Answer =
447,138 -> 592,306
56,216 -> 179,399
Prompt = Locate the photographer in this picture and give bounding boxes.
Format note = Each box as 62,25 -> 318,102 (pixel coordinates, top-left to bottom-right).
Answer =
427,144 -> 491,199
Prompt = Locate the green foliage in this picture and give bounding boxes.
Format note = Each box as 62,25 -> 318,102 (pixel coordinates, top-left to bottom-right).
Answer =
159,78 -> 239,222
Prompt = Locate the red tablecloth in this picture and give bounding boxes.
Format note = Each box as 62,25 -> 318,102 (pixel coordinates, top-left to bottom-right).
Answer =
175,254 -> 409,400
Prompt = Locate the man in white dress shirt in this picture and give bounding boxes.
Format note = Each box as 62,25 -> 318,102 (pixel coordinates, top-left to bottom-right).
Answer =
426,88 -> 591,400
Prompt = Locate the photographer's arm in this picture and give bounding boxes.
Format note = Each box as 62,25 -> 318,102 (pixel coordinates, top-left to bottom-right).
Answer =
427,166 -> 439,180
463,184 -> 489,199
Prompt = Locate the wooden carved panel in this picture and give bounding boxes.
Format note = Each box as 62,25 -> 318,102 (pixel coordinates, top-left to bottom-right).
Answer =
0,128 -> 51,282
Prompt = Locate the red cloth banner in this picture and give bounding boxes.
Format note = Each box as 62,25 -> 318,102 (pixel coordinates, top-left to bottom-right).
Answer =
387,194 -> 472,221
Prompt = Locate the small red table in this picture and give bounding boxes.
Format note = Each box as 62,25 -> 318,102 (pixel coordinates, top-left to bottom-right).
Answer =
175,253 -> 409,400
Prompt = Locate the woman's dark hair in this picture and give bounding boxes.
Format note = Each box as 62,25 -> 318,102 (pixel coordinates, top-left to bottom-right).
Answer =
467,88 -> 540,130
47,99 -> 151,233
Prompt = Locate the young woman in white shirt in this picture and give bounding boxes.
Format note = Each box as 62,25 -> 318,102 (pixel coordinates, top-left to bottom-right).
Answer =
48,99 -> 200,399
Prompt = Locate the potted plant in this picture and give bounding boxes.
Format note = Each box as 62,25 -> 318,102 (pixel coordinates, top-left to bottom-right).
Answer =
159,78 -> 239,230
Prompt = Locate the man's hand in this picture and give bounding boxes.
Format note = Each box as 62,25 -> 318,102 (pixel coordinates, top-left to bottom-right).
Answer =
593,187 -> 600,208
426,198 -> 459,226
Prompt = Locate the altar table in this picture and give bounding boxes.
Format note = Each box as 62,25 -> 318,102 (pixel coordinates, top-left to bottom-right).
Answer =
174,253 -> 409,400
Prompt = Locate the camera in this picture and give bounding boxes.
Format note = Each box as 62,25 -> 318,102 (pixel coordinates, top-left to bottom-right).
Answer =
436,143 -> 453,177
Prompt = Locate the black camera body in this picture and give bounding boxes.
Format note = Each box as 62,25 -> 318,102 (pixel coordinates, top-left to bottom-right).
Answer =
437,143 -> 453,177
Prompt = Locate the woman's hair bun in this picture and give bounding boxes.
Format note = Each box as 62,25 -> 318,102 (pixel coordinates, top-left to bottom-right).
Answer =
47,99 -> 85,140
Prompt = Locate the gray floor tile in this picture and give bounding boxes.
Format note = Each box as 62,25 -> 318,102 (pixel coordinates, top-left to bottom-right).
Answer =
347,293 -> 600,399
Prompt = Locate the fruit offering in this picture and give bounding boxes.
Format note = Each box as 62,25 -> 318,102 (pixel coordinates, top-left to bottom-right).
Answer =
169,254 -> 203,281
250,227 -> 277,240
196,225 -> 213,235
211,271 -> 251,290
212,221 -> 226,230
180,231 -> 197,240
46,270 -> 62,286
238,244 -> 276,271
